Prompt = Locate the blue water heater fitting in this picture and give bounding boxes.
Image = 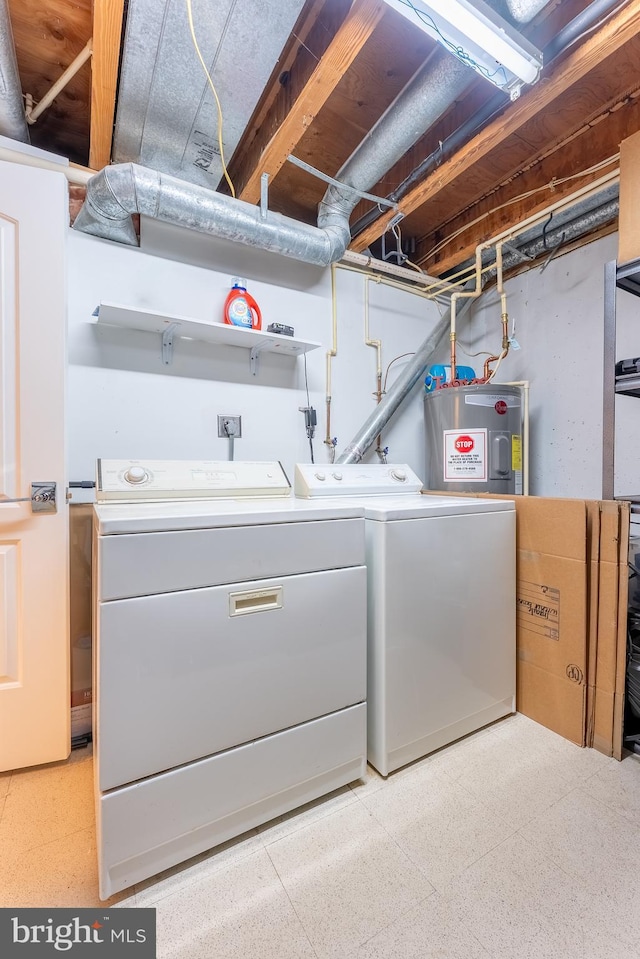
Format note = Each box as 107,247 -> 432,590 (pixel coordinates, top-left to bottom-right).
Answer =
424,364 -> 476,392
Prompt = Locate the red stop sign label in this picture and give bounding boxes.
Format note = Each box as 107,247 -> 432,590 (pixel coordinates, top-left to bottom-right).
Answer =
455,435 -> 475,452
495,400 -> 508,415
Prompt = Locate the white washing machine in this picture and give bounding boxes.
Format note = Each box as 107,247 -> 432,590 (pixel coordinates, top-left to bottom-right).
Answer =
295,463 -> 516,776
93,459 -> 367,899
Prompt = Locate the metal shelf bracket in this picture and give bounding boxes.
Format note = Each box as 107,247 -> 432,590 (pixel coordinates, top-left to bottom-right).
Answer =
162,323 -> 180,365
249,341 -> 271,376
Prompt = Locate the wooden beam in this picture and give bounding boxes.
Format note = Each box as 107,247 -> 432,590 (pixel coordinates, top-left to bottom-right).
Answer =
227,0 -> 336,197
413,93 -> 640,276
238,0 -> 385,204
351,0 -> 640,253
89,0 -> 125,170
238,0 -> 327,153
9,0 -> 93,165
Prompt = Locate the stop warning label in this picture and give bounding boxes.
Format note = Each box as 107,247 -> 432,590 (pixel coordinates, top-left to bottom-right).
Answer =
444,428 -> 487,482
454,435 -> 475,452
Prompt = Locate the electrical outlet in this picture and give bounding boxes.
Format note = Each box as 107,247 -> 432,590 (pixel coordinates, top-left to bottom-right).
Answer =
217,414 -> 242,438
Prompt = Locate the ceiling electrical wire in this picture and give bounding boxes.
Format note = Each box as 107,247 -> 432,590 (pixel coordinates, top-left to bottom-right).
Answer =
304,350 -> 311,407
458,344 -> 495,359
303,352 -> 315,464
416,153 -> 620,267
185,0 -> 236,197
383,220 -> 426,275
393,0 -> 510,89
383,353 -> 416,393
486,349 -> 508,382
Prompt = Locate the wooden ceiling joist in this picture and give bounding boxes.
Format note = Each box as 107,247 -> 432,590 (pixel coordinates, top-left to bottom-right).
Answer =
237,0 -> 385,205
350,0 -> 640,257
89,0 -> 125,171
415,90 -> 640,276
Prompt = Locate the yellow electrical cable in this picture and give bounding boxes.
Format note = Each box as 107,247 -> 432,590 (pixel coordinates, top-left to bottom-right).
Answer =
185,0 -> 236,197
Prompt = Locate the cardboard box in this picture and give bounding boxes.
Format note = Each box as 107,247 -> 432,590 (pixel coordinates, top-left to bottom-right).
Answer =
613,505 -> 630,760
424,491 -> 629,754
515,497 -> 588,746
586,501 -> 630,760
618,129 -> 640,264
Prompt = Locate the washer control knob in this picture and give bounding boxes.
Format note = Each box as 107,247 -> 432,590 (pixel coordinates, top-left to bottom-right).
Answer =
124,466 -> 148,485
332,472 -> 343,481
390,469 -> 407,482
314,472 -> 326,481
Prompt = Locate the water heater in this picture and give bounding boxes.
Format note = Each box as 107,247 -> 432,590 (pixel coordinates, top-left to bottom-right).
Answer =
424,383 -> 522,494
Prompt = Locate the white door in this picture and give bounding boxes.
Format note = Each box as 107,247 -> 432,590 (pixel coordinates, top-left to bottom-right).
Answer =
0,161 -> 69,770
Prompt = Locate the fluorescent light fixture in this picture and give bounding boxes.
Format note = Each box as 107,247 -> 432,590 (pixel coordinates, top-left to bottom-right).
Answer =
382,0 -> 543,100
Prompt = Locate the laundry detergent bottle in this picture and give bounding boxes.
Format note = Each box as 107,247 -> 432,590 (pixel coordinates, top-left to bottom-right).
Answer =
223,277 -> 262,330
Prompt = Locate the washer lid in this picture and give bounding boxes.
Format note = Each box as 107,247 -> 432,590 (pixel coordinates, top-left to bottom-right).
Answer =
295,462 -> 422,497
94,496 -> 365,534
362,494 -> 515,520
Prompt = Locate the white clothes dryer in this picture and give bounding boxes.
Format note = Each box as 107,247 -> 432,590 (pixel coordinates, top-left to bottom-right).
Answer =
295,463 -> 516,776
93,460 -> 367,899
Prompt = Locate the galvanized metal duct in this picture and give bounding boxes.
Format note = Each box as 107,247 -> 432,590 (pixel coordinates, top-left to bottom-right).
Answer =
319,0 -> 548,236
76,50 -> 475,262
352,0 -> 622,241
336,290 -> 476,465
73,162 -> 351,265
0,0 -> 28,142
504,0 -> 550,22
334,0 -> 553,465
113,0 -> 307,189
74,51 -> 476,261
75,0 -> 542,260
318,51 -> 471,238
336,189 -> 619,465
499,191 -> 619,274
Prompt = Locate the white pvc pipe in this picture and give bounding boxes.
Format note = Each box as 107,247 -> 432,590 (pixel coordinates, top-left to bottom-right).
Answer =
340,249 -> 457,301
25,40 -> 93,125
0,146 -> 95,184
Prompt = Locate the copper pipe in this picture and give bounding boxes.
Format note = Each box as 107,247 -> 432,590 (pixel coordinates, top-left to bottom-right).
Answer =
483,354 -> 502,379
448,242 -> 489,377
483,243 -> 511,382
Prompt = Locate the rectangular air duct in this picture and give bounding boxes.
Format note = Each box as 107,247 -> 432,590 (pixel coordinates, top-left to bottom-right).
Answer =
113,0 -> 306,190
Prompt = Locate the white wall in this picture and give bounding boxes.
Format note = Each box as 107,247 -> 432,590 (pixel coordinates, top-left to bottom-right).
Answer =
447,232 -> 640,498
68,220 -> 638,502
67,225 -> 442,496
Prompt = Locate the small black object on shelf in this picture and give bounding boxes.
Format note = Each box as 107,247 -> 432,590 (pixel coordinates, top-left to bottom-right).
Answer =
267,322 -> 295,336
616,357 -> 640,376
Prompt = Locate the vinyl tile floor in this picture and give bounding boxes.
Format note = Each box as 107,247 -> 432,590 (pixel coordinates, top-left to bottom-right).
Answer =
1,713 -> 640,958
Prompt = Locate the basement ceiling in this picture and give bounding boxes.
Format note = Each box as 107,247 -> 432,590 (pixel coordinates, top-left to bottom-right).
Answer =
6,0 -> 640,276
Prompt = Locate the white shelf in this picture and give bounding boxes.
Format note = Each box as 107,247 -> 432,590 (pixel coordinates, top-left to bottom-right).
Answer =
95,302 -> 321,374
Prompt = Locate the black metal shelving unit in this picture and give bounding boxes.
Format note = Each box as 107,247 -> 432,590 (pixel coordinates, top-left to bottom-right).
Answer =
603,257 -> 640,499
603,257 -> 640,749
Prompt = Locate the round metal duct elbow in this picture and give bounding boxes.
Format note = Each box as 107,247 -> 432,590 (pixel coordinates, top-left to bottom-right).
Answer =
73,163 -> 351,266
73,164 -> 145,245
